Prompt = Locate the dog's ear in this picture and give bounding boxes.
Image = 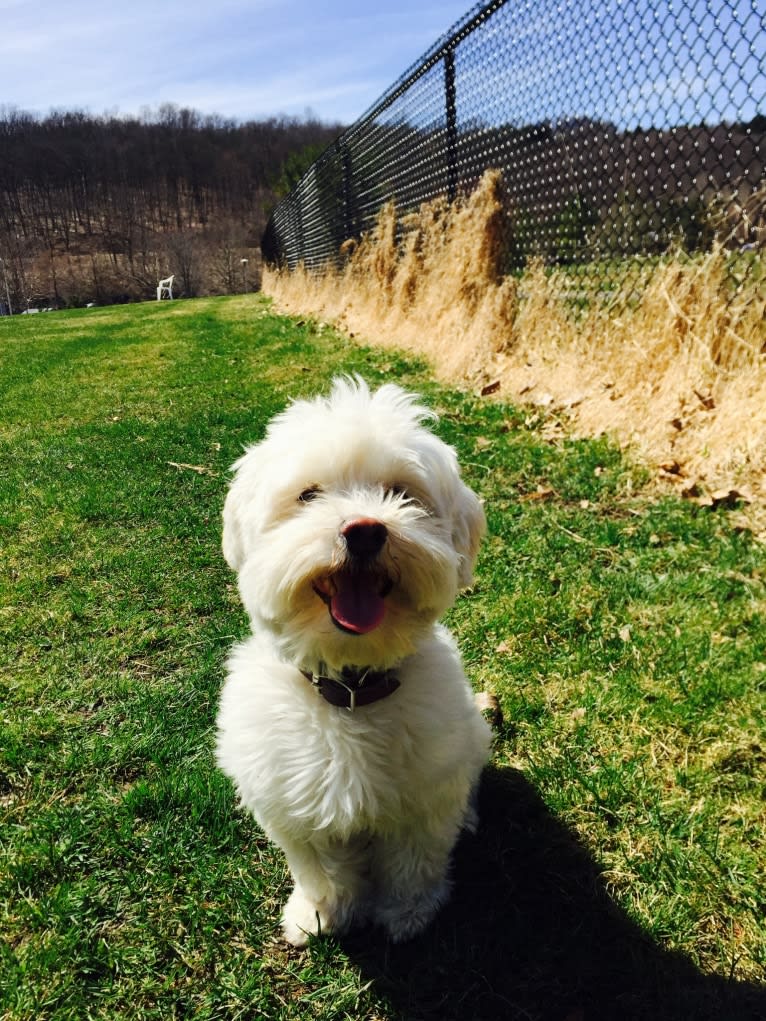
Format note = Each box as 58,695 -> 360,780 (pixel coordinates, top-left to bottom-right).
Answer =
222,484 -> 246,571
221,447 -> 262,572
452,483 -> 486,588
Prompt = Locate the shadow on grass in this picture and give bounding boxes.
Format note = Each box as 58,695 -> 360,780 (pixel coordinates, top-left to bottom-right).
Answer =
341,767 -> 766,1021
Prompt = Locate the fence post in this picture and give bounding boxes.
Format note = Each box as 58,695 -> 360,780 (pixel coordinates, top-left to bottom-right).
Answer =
445,47 -> 458,203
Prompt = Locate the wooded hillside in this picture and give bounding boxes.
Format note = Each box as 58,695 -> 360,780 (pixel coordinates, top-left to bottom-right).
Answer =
0,105 -> 343,311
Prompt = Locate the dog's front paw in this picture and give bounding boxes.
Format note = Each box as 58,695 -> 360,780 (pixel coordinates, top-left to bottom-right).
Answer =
376,880 -> 451,943
281,888 -> 328,947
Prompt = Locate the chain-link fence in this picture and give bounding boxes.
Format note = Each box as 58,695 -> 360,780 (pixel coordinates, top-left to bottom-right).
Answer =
262,0 -> 765,303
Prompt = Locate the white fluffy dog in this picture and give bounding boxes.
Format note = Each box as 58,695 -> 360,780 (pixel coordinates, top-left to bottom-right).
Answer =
216,376 -> 491,946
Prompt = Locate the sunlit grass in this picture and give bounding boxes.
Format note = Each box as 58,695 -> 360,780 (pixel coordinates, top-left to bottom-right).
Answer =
1,296 -> 764,1020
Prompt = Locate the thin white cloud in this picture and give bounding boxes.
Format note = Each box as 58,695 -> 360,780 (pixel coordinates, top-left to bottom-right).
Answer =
0,0 -> 472,122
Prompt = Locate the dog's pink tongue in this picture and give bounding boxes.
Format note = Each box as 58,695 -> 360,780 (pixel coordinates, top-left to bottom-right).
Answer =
331,572 -> 386,634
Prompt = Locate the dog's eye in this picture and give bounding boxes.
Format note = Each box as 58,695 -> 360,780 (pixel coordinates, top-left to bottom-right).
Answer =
387,483 -> 433,514
298,485 -> 322,503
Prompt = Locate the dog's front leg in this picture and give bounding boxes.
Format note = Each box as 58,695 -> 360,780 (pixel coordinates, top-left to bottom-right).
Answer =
271,829 -> 371,946
373,819 -> 461,942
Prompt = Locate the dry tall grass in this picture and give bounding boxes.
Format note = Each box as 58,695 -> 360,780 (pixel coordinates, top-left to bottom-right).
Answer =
264,171 -> 766,513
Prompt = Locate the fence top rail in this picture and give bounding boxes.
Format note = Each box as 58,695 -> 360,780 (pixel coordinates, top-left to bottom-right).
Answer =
345,0 -> 506,138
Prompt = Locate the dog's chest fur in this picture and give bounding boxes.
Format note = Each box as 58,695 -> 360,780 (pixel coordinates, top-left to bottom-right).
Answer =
217,629 -> 485,840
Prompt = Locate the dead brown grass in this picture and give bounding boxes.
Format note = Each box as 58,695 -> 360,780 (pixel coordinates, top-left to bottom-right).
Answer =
264,170 -> 766,512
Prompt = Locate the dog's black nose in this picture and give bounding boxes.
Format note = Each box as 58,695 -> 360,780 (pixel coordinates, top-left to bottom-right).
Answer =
342,518 -> 388,559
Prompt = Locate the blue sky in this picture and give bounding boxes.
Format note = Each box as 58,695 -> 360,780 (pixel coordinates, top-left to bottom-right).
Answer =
447,0 -> 764,132
0,0 -> 474,124
1,0 -> 762,132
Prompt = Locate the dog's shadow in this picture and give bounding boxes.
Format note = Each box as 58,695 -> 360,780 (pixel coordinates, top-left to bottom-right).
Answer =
340,767 -> 765,1021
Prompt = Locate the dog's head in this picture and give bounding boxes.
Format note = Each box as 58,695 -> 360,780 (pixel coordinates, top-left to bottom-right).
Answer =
222,377 -> 485,672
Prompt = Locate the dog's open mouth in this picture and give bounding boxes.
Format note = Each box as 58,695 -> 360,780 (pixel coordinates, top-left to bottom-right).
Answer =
313,570 -> 392,635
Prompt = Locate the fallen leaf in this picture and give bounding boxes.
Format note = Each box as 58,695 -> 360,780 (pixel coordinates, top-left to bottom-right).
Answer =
693,388 -> 716,410
167,461 -> 216,476
564,393 -> 587,409
475,691 -> 503,728
681,479 -> 701,499
519,485 -> 556,502
684,486 -> 750,510
709,488 -> 749,508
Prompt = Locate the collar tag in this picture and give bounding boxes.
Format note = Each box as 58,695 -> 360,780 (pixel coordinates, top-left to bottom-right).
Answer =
300,666 -> 400,710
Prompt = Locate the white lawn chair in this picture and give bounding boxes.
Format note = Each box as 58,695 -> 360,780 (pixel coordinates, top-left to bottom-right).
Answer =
157,275 -> 174,300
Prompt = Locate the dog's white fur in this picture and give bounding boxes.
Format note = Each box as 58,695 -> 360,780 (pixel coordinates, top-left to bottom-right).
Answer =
215,377 -> 491,945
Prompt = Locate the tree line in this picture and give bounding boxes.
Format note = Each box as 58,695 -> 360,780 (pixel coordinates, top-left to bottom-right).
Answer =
0,105 -> 343,312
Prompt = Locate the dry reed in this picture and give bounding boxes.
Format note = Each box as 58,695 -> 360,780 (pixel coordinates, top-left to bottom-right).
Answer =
264,170 -> 766,513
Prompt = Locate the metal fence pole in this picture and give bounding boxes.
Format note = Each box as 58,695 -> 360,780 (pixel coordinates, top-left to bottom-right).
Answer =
445,48 -> 458,204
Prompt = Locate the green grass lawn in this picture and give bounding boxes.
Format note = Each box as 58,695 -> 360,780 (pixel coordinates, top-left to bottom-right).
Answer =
1,295 -> 764,1020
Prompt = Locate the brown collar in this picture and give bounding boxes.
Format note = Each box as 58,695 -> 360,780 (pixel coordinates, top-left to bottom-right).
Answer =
300,665 -> 400,711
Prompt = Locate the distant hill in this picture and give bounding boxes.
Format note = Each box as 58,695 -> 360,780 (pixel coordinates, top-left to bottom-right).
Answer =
1,105 -> 762,312
0,105 -> 343,310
